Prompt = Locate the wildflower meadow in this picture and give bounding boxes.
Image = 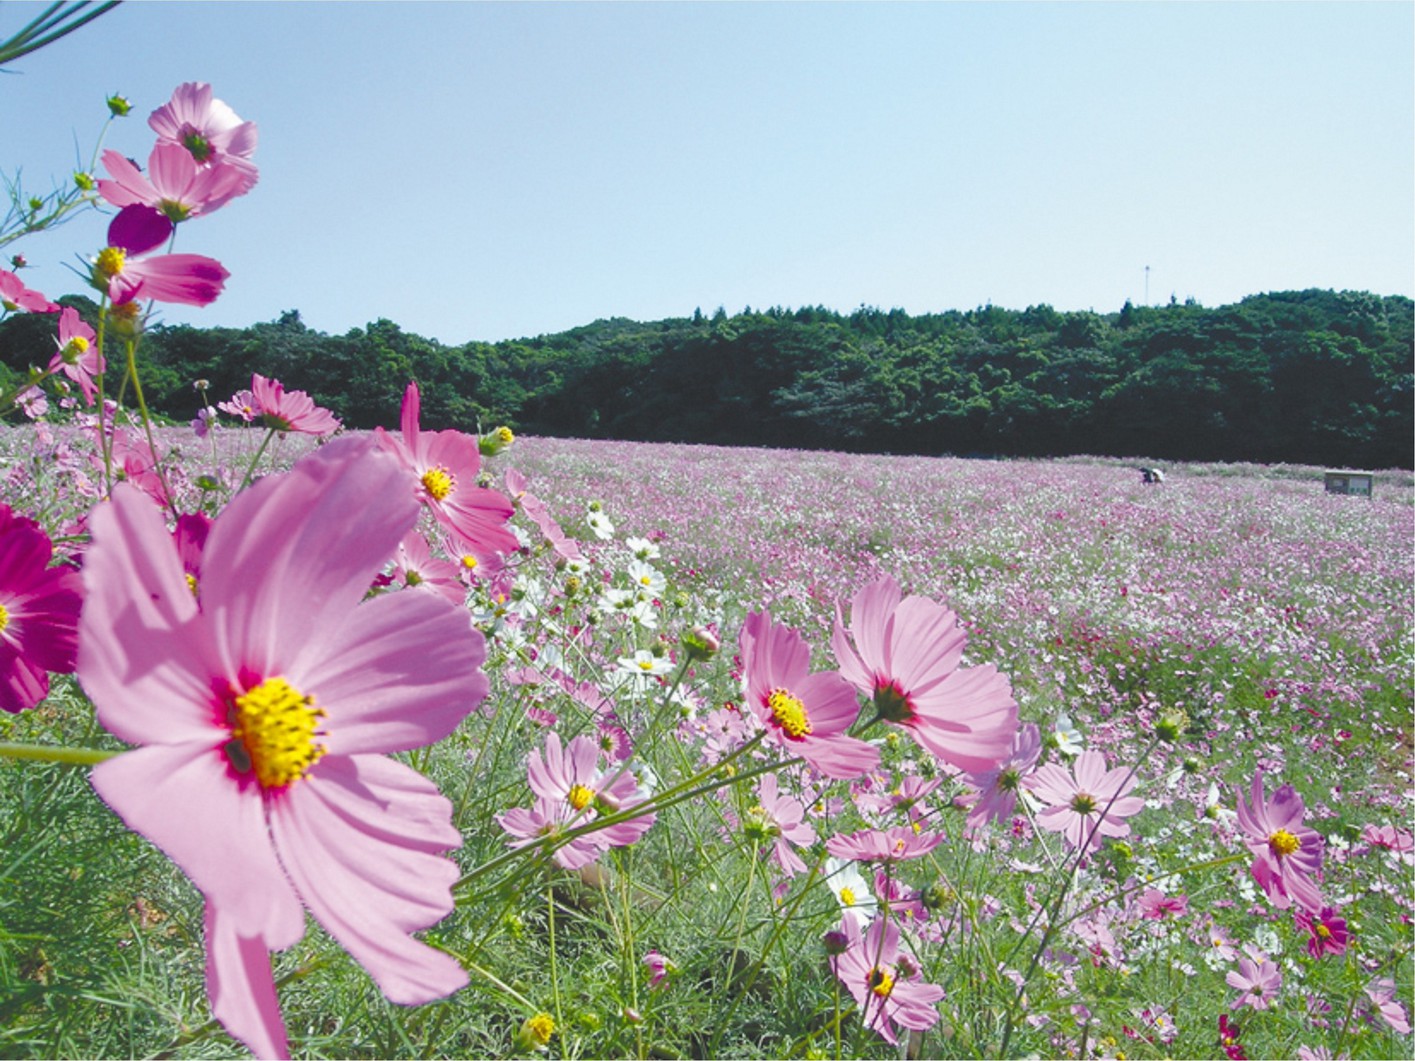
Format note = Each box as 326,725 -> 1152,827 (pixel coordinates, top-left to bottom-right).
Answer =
1,80 -> 1412,1061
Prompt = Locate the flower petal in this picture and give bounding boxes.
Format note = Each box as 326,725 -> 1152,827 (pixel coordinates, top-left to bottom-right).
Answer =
206,904 -> 289,1060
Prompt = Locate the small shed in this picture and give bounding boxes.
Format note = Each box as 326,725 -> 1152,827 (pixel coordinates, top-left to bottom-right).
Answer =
1324,470 -> 1374,497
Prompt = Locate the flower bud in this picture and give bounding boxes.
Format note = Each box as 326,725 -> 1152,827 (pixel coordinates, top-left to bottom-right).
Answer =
74,172 -> 96,192
681,625 -> 719,662
106,94 -> 132,117
822,929 -> 849,956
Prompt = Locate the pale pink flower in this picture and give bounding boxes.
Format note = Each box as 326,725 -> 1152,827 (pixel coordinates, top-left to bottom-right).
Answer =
15,385 -> 47,419
375,382 -> 517,561
743,772 -> 817,876
739,609 -> 878,780
495,797 -> 606,871
1024,749 -> 1144,854
79,438 -> 484,1059
390,531 -> 466,607
826,825 -> 945,864
1226,956 -> 1282,1011
92,204 -> 229,306
0,504 -> 83,712
1364,978 -> 1411,1034
832,574 -> 1017,773
148,82 -> 258,182
98,142 -> 254,222
250,373 -> 340,436
963,721 -> 1041,832
47,306 -> 105,406
1137,888 -> 1189,921
1234,769 -> 1324,912
219,388 -> 260,421
830,910 -> 944,1045
0,268 -> 57,313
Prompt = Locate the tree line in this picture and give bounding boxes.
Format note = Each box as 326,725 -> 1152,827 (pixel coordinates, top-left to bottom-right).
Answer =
2,288 -> 1410,468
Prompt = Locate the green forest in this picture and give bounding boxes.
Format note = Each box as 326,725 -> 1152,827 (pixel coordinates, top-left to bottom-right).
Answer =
3,288 -> 1411,468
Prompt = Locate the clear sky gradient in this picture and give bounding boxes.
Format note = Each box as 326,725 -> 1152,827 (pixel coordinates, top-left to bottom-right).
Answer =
3,1 -> 1412,344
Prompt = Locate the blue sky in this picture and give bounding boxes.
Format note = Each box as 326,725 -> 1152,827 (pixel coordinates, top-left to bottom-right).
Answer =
3,1 -> 1412,344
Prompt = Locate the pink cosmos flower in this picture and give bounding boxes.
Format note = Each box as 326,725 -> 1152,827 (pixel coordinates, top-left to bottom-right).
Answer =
1293,906 -> 1348,959
497,797 -> 606,870
1362,823 -> 1414,854
98,142 -> 254,222
0,504 -> 82,712
92,204 -> 229,306
832,574 -> 1017,774
0,268 -> 57,313
172,511 -> 211,593
741,772 -> 817,876
1365,977 -> 1412,1034
963,720 -> 1042,833
148,82 -> 258,182
47,306 -> 105,406
1024,749 -> 1144,854
15,385 -> 47,419
78,437 -> 485,1059
526,731 -> 655,846
1218,1014 -> 1247,1060
830,910 -> 944,1045
375,382 -> 517,560
219,388 -> 260,421
1234,769 -> 1324,912
642,949 -> 674,990
1226,956 -> 1282,1011
391,531 -> 466,607
739,609 -> 878,780
250,373 -> 340,436
1137,888 -> 1189,921
826,825 -> 945,864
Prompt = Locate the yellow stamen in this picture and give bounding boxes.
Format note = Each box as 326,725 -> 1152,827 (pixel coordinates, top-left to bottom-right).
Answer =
0,602 -> 9,632
1269,829 -> 1301,857
420,466 -> 454,501
226,676 -> 325,789
1315,922 -> 1332,939
185,573 -> 199,597
460,554 -> 478,570
526,1012 -> 555,1047
566,783 -> 594,811
869,966 -> 895,998
96,246 -> 126,277
60,336 -> 90,364
767,687 -> 812,738
839,886 -> 857,907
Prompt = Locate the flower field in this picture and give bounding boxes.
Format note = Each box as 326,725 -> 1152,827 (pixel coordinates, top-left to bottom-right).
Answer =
1,416 -> 1411,1060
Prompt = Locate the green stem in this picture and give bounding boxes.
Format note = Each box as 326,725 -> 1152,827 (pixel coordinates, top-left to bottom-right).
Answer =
0,741 -> 118,766
238,427 -> 279,490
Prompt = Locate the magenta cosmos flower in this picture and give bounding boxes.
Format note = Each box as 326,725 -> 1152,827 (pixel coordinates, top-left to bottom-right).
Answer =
832,575 -> 1017,774
0,504 -> 82,712
47,306 -> 105,406
739,609 -> 878,780
376,381 -> 517,561
78,438 -> 486,1059
1024,749 -> 1144,854
99,142 -> 255,222
1293,906 -> 1348,959
831,910 -> 944,1045
148,82 -> 258,182
1234,770 -> 1324,913
250,373 -> 340,436
92,204 -> 229,306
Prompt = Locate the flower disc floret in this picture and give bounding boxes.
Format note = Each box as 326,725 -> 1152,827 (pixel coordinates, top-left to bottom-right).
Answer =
421,466 -> 454,502
768,687 -> 812,737
226,677 -> 326,789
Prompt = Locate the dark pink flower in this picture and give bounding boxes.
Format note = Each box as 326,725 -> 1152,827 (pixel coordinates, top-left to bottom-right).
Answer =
0,268 -> 57,313
375,382 -> 517,561
830,911 -> 944,1045
1024,749 -> 1144,854
148,82 -> 258,182
1218,1014 -> 1248,1060
0,504 -> 82,712
832,574 -> 1017,774
1138,888 -> 1189,921
1294,906 -> 1348,959
739,609 -> 878,780
1234,770 -> 1324,912
47,306 -> 105,406
250,374 -> 340,436
93,204 -> 229,306
99,142 -> 254,222
79,437 -> 484,1059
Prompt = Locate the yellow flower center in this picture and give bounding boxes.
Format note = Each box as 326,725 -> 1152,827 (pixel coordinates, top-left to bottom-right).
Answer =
869,966 -> 896,998
496,426 -> 514,444
526,1012 -> 555,1047
839,886 -> 858,907
1315,922 -> 1332,939
1268,829 -> 1301,857
767,687 -> 812,738
185,573 -> 199,597
0,602 -> 9,632
96,246 -> 126,277
61,336 -> 90,364
567,783 -> 594,811
460,554 -> 478,570
421,466 -> 454,501
226,676 -> 326,789
638,659 -> 655,671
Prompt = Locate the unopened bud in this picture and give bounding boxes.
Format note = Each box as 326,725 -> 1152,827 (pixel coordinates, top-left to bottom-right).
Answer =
681,625 -> 719,662
106,94 -> 132,117
822,929 -> 849,956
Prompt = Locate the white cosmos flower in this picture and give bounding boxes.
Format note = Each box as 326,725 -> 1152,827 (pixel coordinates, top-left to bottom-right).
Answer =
625,536 -> 660,560
588,510 -> 615,540
823,857 -> 877,920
